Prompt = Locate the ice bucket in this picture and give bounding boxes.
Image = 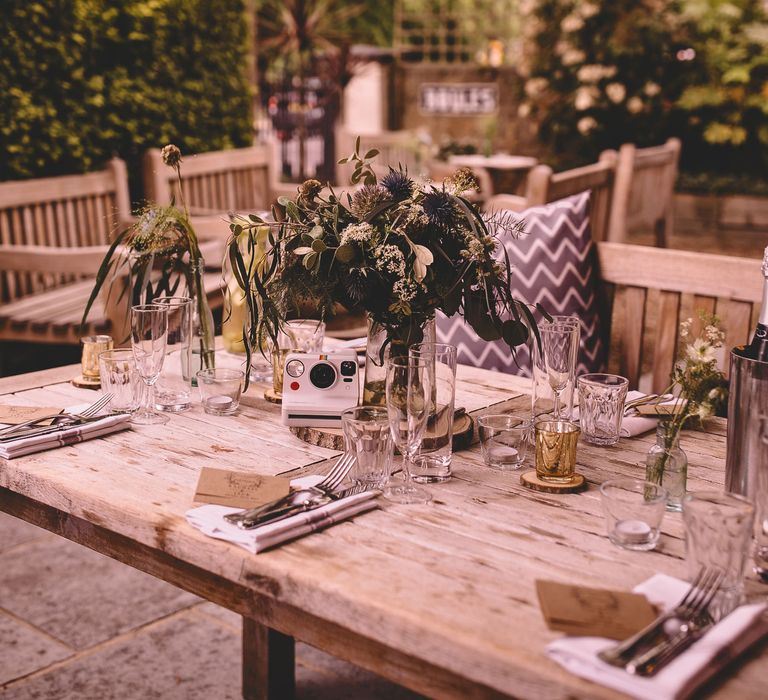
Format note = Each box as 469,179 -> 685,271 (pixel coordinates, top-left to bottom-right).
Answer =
725,348 -> 768,498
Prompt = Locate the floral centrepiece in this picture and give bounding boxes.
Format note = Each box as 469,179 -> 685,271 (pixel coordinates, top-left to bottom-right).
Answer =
228,139 -> 545,398
83,144 -> 215,370
645,312 -> 728,508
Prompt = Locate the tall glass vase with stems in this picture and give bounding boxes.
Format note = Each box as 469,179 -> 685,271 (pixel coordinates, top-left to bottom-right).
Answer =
532,318 -> 580,421
130,304 -> 169,426
384,355 -> 432,504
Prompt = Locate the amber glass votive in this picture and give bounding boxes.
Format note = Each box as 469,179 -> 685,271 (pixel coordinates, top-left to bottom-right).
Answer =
81,335 -> 113,379
534,419 -> 580,483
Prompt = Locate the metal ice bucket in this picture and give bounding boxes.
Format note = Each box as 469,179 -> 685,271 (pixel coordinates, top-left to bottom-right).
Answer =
725,348 -> 768,498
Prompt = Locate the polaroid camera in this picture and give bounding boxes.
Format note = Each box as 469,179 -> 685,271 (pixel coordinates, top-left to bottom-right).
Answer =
280,350 -> 360,427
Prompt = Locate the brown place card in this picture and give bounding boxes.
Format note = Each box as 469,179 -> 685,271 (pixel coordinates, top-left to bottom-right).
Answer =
194,467 -> 291,509
536,580 -> 658,640
0,405 -> 62,426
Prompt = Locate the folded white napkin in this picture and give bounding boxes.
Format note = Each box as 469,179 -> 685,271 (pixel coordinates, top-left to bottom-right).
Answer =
186,487 -> 380,554
0,412 -> 131,459
546,573 -> 768,700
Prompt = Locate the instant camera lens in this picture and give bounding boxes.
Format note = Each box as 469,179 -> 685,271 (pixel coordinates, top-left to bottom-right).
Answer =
309,362 -> 336,389
340,361 -> 357,376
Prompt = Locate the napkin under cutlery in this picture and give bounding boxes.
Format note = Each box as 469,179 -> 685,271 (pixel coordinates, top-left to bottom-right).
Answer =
0,412 -> 131,459
573,391 -> 676,437
186,481 -> 380,553
546,574 -> 768,700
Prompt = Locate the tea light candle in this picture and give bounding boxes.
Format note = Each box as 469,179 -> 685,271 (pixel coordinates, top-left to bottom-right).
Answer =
206,395 -> 234,410
615,519 -> 652,544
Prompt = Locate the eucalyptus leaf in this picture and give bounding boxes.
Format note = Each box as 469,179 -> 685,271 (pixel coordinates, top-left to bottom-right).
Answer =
335,244 -> 355,263
303,252 -> 318,270
364,149 -> 380,159
311,239 -> 327,252
277,196 -> 291,206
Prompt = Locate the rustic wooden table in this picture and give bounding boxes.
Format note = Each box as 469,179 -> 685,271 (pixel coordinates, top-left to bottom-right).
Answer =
0,362 -> 765,699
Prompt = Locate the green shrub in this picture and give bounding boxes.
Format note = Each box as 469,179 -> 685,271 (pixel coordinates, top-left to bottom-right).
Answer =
521,0 -> 768,179
0,0 -> 253,199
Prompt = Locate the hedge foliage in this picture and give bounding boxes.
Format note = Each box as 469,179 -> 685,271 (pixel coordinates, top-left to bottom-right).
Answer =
0,0 -> 253,191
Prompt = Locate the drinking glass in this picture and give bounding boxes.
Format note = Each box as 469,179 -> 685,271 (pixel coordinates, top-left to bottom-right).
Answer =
341,407 -> 393,489
599,479 -> 668,551
532,318 -> 580,421
197,368 -> 244,415
130,304 -> 169,425
683,491 -> 755,619
384,355 -> 432,504
269,320 -> 325,400
478,414 -> 531,470
409,342 -> 457,482
153,297 -> 193,412
98,349 -> 141,414
576,373 -> 629,445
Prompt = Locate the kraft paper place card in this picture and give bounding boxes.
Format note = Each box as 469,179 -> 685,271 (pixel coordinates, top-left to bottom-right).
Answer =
536,580 -> 658,640
0,405 -> 62,425
194,467 -> 291,509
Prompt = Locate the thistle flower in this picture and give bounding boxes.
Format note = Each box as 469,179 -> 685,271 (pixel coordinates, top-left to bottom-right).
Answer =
380,168 -> 414,201
298,179 -> 322,202
351,185 -> 393,219
422,188 -> 459,229
343,267 -> 369,304
161,144 -> 182,168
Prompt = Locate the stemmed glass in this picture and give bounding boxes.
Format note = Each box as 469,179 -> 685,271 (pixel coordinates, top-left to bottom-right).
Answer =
130,304 -> 169,425
384,355 -> 432,504
539,319 -> 580,419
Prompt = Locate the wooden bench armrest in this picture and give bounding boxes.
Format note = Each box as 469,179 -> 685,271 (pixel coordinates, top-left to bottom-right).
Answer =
0,245 -> 111,275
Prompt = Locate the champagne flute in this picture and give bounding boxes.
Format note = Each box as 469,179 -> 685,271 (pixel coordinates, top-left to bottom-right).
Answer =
384,355 -> 432,504
130,304 -> 169,425
540,320 -> 580,419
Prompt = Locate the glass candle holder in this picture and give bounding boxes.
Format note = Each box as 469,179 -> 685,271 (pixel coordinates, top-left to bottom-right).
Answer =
81,335 -> 113,379
534,419 -> 580,483
197,368 -> 244,416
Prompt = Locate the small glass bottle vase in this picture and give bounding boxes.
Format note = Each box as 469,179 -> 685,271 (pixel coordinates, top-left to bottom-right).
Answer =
645,421 -> 688,512
186,258 -> 216,386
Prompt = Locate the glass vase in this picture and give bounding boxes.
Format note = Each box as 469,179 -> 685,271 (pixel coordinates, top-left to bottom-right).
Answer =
645,421 -> 688,512
185,257 -> 216,386
363,316 -> 435,407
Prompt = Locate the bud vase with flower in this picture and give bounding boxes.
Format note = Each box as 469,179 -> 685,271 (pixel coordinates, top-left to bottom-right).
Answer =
645,313 -> 728,511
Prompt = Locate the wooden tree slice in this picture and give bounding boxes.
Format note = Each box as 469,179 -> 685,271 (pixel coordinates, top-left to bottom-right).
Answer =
290,414 -> 475,453
71,374 -> 101,390
520,471 -> 587,494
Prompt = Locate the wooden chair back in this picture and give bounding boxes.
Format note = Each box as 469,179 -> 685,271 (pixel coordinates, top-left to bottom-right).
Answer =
143,146 -> 273,215
597,241 -> 763,392
605,138 -> 681,245
524,152 -> 618,242
0,159 -> 130,305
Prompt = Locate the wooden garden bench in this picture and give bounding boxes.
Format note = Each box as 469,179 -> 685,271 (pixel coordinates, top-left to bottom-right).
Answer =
0,160 -> 132,344
143,145 -> 296,217
0,162 -> 229,347
598,241 -> 762,392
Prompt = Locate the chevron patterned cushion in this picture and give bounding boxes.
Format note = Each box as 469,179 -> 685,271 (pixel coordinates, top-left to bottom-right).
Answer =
436,191 -> 606,376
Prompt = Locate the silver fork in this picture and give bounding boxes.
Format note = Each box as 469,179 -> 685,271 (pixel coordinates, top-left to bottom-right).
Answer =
628,569 -> 723,676
224,452 -> 356,527
598,567 -> 722,669
0,393 -> 113,437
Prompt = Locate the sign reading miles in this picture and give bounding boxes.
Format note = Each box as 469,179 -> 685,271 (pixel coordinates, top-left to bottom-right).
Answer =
419,83 -> 498,115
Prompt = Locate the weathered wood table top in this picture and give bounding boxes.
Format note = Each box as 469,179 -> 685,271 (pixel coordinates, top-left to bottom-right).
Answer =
0,362 -> 765,699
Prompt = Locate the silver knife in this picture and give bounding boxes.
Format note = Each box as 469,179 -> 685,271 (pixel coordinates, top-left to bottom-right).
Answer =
0,414 -> 122,443
237,484 -> 377,530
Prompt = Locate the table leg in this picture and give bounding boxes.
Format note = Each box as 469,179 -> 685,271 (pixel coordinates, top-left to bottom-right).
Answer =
242,617 -> 295,700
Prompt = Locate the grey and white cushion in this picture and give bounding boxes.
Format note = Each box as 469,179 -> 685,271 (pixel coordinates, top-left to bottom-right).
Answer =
437,191 -> 606,376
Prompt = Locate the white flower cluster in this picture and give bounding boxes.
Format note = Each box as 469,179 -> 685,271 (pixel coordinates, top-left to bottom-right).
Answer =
577,64 -> 617,83
375,244 -> 406,276
393,278 -> 419,303
340,222 -> 375,245
403,205 -> 429,229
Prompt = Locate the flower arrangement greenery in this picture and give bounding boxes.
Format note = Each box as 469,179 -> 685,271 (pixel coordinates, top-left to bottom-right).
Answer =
646,311 -> 729,487
82,144 -> 215,369
227,138 -> 547,390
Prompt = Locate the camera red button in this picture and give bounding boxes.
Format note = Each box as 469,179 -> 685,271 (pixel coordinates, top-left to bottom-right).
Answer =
290,381 -> 300,391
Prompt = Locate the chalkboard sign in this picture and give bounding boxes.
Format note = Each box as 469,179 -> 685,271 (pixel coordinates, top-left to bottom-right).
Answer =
419,83 -> 498,115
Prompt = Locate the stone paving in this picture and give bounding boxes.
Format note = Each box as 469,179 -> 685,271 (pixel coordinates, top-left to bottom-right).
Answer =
0,513 -> 423,700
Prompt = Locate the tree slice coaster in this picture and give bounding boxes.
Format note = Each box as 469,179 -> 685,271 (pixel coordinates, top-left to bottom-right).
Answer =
520,471 -> 587,494
290,413 -> 475,453
71,374 -> 101,390
263,388 -> 282,405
